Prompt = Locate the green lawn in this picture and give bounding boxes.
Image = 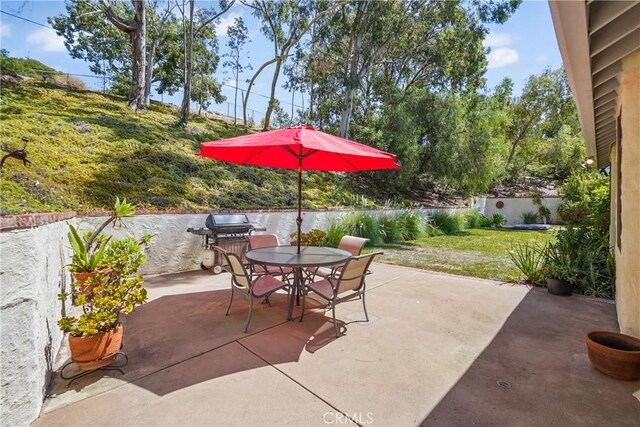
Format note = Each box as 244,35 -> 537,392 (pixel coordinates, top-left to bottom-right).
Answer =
370,228 -> 553,283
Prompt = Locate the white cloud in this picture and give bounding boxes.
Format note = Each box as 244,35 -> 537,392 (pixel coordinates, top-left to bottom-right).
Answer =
487,47 -> 519,69
25,28 -> 66,52
483,32 -> 514,48
216,12 -> 242,36
535,53 -> 549,65
0,22 -> 11,38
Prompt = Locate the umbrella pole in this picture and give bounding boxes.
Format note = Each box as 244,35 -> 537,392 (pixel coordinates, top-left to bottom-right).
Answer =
296,157 -> 303,255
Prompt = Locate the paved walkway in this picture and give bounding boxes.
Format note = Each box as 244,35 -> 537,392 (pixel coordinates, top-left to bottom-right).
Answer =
35,264 -> 639,426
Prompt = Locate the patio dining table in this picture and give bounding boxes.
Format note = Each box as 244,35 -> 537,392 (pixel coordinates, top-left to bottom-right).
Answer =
245,245 -> 351,320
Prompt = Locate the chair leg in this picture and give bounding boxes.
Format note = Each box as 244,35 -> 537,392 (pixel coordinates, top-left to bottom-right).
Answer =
362,289 -> 369,322
332,298 -> 339,337
225,286 -> 234,316
300,286 -> 306,322
244,295 -> 254,333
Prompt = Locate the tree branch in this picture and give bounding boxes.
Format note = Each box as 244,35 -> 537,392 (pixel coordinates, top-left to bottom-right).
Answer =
195,0 -> 236,36
99,0 -> 134,33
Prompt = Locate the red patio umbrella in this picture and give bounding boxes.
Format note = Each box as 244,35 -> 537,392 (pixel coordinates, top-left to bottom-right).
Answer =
197,125 -> 400,252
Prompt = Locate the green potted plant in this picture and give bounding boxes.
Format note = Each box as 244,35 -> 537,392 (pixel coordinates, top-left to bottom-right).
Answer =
59,198 -> 152,370
290,229 -> 327,246
542,245 -> 574,296
66,198 -> 135,289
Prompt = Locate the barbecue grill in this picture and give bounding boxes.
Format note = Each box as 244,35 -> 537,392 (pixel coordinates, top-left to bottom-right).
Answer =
187,213 -> 265,274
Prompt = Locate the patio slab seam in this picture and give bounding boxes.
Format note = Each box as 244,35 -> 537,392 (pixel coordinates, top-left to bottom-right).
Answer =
235,340 -> 364,427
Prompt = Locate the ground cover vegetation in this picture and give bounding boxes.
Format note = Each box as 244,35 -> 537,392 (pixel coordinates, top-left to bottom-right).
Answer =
508,170 -> 614,298
314,209 -> 552,282
2,0 -> 588,213
0,79 -> 359,213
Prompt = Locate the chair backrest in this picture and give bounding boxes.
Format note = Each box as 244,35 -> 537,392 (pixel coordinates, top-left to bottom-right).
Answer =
335,251 -> 382,294
247,234 -> 279,251
338,236 -> 369,256
213,246 -> 250,290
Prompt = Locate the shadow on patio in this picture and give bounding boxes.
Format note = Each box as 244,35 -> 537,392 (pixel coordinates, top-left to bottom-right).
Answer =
45,284 -> 341,399
36,265 -> 639,426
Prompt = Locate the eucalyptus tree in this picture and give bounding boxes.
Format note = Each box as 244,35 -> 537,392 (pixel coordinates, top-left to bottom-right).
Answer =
305,0 -> 519,138
177,0 -> 235,126
223,17 -> 251,124
504,68 -> 579,178
240,0 -> 351,130
50,0 -> 147,109
50,0 -> 184,108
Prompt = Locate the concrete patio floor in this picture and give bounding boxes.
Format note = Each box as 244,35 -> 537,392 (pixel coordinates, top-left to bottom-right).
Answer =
35,264 -> 639,426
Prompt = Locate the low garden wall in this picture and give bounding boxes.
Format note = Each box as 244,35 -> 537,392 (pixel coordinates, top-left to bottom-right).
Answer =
472,196 -> 562,224
0,206 -> 467,425
78,207 -> 467,275
0,215 -> 74,426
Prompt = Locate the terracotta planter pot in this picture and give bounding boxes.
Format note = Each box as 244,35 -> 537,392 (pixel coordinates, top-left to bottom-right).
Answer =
72,270 -> 110,296
585,331 -> 640,380
546,277 -> 572,296
290,241 -> 308,246
68,324 -> 124,370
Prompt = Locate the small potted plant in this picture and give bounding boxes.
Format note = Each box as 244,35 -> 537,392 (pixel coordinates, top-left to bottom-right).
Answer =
542,239 -> 574,296
290,229 -> 327,247
66,198 -> 135,290
59,198 -> 152,370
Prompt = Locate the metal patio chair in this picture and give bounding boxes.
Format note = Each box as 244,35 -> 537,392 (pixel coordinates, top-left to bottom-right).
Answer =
214,246 -> 290,333
300,251 -> 383,337
247,234 -> 294,283
305,236 -> 369,282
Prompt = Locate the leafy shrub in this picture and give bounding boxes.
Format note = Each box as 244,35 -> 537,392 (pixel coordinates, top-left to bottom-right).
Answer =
324,221 -> 346,248
508,242 -> 545,285
378,214 -> 405,243
431,211 -> 466,234
538,206 -> 552,224
522,211 -> 539,224
290,229 -> 327,246
558,170 -> 610,233
465,210 -> 484,229
341,213 -> 382,245
491,213 -> 506,227
399,210 -> 425,240
543,226 -> 614,298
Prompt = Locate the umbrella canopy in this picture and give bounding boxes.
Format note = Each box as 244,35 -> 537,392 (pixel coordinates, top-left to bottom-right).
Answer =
197,125 -> 401,251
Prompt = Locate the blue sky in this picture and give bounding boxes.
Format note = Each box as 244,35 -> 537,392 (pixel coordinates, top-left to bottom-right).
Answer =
0,0 -> 563,122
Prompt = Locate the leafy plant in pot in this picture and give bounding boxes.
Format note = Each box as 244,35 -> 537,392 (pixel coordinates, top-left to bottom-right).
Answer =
59,198 -> 152,370
542,243 -> 574,296
290,229 -> 327,246
67,198 -> 135,292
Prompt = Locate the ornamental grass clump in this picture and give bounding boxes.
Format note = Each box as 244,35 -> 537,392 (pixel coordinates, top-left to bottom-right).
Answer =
430,211 -> 466,235
399,210 -> 426,240
341,212 -> 383,245
378,214 -> 406,243
508,241 -> 545,286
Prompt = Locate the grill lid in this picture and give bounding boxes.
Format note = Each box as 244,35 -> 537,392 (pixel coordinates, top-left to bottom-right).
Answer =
206,213 -> 251,230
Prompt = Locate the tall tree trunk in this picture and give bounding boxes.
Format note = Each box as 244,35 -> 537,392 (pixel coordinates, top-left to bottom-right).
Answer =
128,0 -> 146,110
234,73 -> 239,125
243,56 -> 280,127
180,0 -> 194,126
262,59 -> 283,131
144,38 -> 158,106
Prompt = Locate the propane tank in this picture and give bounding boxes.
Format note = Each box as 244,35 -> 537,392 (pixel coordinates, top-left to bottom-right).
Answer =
202,249 -> 216,269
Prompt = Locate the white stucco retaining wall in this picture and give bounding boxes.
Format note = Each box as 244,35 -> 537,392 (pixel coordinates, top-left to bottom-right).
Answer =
0,207 -> 468,425
472,197 -> 562,224
78,208 -> 469,275
0,220 -> 73,427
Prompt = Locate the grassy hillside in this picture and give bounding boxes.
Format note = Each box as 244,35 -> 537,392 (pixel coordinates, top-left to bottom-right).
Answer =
0,81 -> 360,214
